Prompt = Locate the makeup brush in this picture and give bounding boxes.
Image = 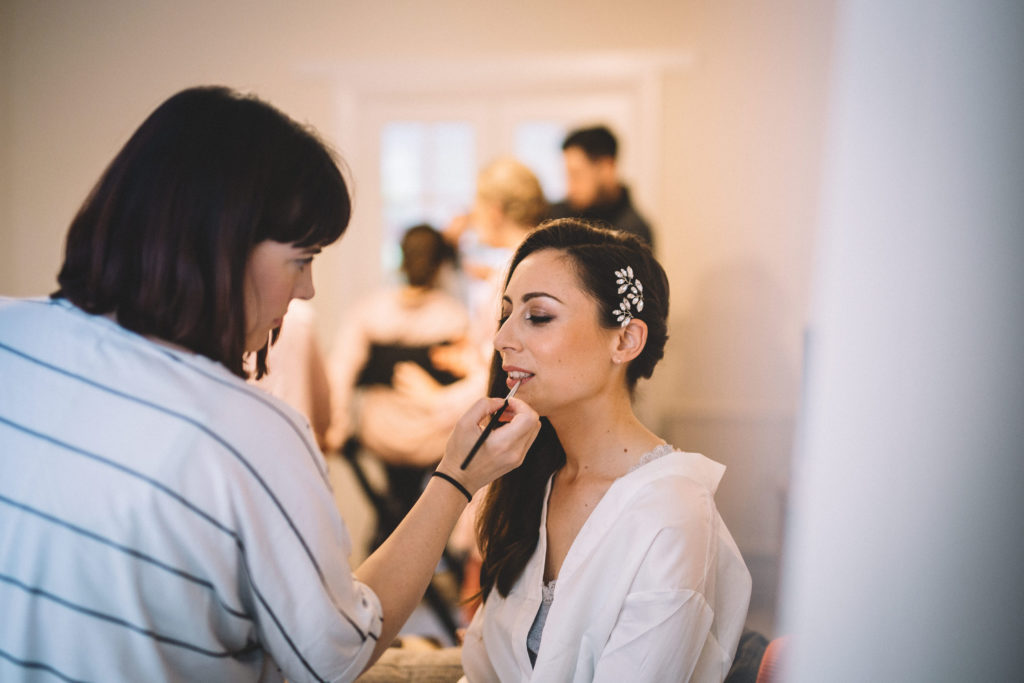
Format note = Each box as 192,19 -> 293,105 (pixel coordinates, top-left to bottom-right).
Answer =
460,380 -> 522,470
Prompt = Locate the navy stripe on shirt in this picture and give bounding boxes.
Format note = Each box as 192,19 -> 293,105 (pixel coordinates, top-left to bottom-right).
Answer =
0,572 -> 251,659
0,493 -> 250,620
0,648 -> 90,683
0,413 -> 371,683
30,298 -> 329,485
0,341 -> 376,642
156,348 -> 331,486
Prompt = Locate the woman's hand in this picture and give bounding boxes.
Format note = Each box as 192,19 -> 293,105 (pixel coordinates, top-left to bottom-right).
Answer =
392,361 -> 443,402
429,338 -> 477,378
436,396 -> 540,494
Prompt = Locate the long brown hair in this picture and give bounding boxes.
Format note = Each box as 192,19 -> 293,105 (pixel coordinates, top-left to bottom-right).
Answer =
477,219 -> 670,599
53,85 -> 350,379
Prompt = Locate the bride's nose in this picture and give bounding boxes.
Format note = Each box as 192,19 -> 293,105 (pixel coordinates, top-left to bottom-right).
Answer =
493,315 -> 518,352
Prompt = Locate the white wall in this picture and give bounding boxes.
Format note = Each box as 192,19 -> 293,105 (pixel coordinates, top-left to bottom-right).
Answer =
0,1 -> 13,288
1,0 -> 836,632
781,1 -> 1024,679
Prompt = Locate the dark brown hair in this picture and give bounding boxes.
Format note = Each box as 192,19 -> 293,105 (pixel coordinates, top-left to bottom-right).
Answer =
477,219 -> 670,599
400,223 -> 454,288
561,125 -> 618,161
53,85 -> 350,378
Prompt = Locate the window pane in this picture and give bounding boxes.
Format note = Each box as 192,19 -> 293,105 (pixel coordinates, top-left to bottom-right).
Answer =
429,123 -> 476,214
380,121 -> 475,273
381,122 -> 425,203
515,121 -> 568,203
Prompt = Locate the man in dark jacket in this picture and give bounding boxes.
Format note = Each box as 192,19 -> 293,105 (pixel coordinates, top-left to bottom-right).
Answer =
547,125 -> 654,249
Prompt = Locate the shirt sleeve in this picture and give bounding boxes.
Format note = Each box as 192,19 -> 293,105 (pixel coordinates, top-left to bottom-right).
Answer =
592,508 -> 723,683
223,399 -> 385,682
591,587 -> 714,683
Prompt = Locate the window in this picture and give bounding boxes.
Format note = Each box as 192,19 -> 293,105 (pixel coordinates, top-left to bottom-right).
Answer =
318,52 -> 685,304
379,121 -> 476,271
376,118 -> 570,271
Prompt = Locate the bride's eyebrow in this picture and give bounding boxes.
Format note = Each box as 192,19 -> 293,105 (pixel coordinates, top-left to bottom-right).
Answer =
501,291 -> 564,307
521,292 -> 563,304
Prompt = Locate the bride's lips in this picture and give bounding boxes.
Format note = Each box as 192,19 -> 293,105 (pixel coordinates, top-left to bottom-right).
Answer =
503,367 -> 534,389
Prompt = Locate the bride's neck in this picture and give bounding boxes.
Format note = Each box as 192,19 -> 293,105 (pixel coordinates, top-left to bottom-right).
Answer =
551,404 -> 657,480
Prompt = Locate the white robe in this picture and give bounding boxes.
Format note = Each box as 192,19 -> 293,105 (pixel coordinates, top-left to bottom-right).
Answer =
461,451 -> 752,682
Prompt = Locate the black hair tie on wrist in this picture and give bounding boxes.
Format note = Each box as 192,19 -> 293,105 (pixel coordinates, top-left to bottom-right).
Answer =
431,471 -> 472,503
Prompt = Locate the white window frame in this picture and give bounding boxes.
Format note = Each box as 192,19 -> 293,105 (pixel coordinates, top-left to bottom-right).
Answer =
300,51 -> 691,318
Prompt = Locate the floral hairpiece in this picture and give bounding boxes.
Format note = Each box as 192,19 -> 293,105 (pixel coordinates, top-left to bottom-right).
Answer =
613,266 -> 644,327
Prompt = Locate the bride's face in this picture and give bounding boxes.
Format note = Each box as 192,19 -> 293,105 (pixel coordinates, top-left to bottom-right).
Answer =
494,248 -> 619,417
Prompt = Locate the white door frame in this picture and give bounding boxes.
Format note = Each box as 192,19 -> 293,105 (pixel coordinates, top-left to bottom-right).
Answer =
299,51 -> 691,332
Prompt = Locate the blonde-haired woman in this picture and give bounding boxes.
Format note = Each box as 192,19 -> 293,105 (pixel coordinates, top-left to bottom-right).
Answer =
446,157 -> 548,323
473,156 -> 548,246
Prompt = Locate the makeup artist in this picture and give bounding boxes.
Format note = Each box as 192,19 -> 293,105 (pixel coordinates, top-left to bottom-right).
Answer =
0,86 -> 540,683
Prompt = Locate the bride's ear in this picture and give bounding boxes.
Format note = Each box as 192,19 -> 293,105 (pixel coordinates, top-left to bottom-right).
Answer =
611,319 -> 648,364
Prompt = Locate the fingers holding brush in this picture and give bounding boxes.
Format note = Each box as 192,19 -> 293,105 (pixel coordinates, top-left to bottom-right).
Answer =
437,395 -> 540,495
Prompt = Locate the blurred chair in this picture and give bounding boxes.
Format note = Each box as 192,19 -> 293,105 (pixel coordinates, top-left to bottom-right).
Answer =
725,629 -> 789,683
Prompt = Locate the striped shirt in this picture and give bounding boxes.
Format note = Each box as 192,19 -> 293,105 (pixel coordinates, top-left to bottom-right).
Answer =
0,297 -> 383,682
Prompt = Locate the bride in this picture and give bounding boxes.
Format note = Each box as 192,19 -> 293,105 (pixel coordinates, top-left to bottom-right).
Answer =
461,219 -> 751,682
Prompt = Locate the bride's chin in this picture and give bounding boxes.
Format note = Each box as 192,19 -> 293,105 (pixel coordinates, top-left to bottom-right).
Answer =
526,394 -> 555,415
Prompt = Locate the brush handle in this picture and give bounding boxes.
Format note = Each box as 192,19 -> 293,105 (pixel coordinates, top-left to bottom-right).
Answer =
459,399 -> 510,470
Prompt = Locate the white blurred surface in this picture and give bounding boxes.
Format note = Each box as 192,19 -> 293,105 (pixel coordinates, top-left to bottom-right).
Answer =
780,1 -> 1024,680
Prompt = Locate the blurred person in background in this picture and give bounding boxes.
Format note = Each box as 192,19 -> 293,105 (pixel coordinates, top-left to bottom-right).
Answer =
251,299 -> 332,450
445,156 -> 550,344
326,223 -> 473,544
547,125 -> 654,249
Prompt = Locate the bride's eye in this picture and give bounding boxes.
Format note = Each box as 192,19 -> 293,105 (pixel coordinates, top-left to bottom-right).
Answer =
525,312 -> 553,324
